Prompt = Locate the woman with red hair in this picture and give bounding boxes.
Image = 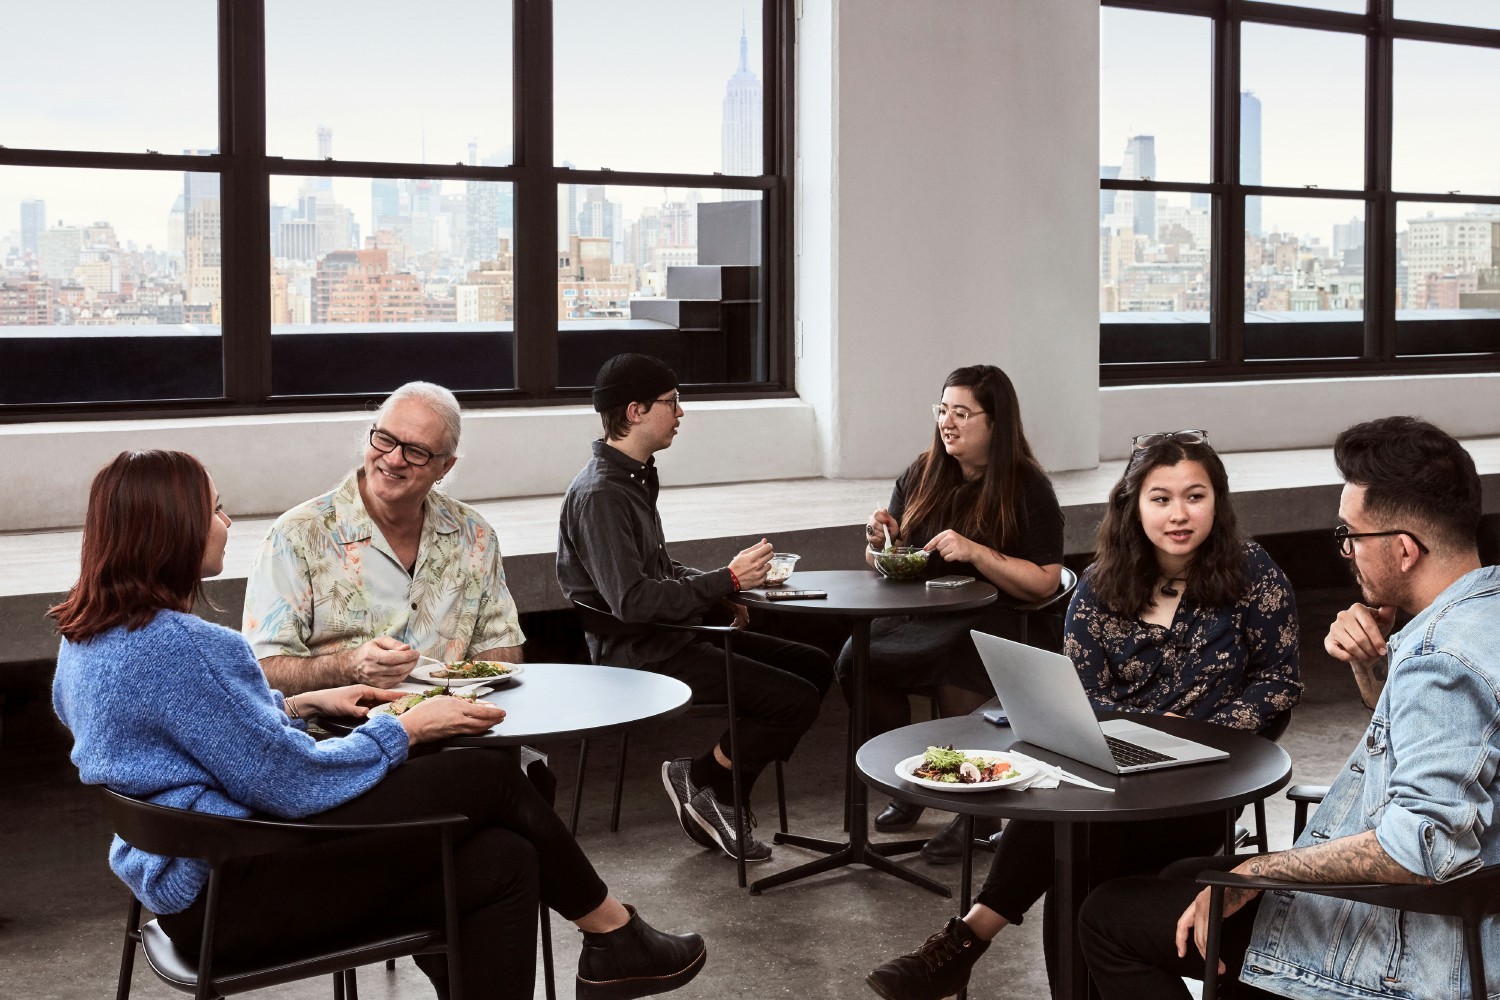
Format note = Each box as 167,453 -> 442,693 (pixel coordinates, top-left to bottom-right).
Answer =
51,449 -> 705,1000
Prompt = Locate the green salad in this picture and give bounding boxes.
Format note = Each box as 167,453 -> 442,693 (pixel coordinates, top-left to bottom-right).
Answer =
913,744 -> 1019,784
872,544 -> 929,580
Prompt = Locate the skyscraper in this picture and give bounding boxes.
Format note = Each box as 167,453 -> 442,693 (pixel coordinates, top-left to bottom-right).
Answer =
1241,91 -> 1263,238
20,198 -> 45,257
1122,135 -> 1156,242
721,24 -> 762,200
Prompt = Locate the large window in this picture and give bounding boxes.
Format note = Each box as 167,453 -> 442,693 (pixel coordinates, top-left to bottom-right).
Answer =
0,1 -> 793,415
1100,1 -> 1500,383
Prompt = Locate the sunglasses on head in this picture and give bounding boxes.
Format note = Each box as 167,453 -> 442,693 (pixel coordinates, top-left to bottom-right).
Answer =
1131,429 -> 1210,450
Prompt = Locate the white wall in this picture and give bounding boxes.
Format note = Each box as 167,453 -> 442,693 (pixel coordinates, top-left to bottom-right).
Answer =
1101,374 -> 1500,460
0,400 -> 820,531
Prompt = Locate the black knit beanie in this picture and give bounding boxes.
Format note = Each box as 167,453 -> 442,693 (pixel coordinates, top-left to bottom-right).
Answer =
591,353 -> 678,412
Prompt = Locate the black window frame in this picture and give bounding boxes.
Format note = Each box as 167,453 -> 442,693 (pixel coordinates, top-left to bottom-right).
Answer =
0,0 -> 797,421
1100,0 -> 1500,385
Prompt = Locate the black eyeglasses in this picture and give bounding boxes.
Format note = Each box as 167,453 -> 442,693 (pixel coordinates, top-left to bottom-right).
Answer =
1132,429 -> 1210,450
640,392 -> 681,411
1334,525 -> 1430,557
369,427 -> 450,467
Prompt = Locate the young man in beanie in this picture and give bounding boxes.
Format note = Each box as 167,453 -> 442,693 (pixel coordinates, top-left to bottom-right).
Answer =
557,353 -> 833,863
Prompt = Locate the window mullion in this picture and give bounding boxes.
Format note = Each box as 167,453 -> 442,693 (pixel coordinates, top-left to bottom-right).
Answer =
221,0 -> 272,405
1368,0 -> 1396,363
513,0 -> 557,397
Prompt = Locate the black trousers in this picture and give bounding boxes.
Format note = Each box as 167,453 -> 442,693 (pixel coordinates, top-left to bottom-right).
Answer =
656,630 -> 833,777
1078,854 -> 1276,999
976,812 -> 1227,988
158,749 -> 609,1000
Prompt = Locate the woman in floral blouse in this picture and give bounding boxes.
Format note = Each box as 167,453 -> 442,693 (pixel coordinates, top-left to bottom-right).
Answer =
865,430 -> 1302,1000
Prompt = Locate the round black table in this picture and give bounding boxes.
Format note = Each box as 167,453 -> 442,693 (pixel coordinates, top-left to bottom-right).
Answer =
320,662 -> 692,746
858,713 -> 1292,1000
735,569 -> 998,896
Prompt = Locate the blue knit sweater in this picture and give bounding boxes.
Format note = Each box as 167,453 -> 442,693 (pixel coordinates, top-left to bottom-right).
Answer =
53,610 -> 410,914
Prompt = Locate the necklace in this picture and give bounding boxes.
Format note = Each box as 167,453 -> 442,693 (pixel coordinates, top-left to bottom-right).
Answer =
1158,575 -> 1186,597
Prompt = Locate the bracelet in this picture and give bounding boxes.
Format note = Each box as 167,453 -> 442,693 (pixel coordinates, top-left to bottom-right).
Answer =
728,568 -> 742,592
285,696 -> 301,720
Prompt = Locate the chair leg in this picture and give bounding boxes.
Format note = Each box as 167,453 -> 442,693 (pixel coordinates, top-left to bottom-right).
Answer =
1293,800 -> 1310,840
117,898 -> 142,1000
1253,798 -> 1269,854
570,738 -> 590,836
345,968 -> 360,1000
610,731 -> 630,833
1202,885 -> 1226,999
722,635 -> 747,889
385,959 -> 395,970
116,899 -> 142,1000
540,900 -> 557,1000
333,971 -> 345,1000
775,760 -> 788,834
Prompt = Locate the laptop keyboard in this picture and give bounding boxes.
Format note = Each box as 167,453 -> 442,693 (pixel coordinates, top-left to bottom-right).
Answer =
1105,735 -> 1174,767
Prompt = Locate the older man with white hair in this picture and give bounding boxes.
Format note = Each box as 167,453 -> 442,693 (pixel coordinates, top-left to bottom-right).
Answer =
245,381 -> 524,694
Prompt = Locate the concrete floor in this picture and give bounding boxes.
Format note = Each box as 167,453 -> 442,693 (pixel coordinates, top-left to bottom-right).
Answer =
0,587 -> 1373,1000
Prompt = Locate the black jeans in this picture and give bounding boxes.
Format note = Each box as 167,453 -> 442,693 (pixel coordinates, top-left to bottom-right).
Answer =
1078,854 -> 1276,999
976,812 -> 1227,988
656,630 -> 833,777
158,748 -> 609,1000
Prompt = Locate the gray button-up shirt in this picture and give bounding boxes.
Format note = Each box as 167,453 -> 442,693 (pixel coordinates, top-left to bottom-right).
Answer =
557,440 -> 734,667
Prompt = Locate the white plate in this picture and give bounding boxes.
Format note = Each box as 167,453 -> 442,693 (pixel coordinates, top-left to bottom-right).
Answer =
408,658 -> 523,687
368,687 -> 491,716
895,749 -> 1036,792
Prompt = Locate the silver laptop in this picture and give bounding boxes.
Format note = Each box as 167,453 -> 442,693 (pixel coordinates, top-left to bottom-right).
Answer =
971,630 -> 1229,774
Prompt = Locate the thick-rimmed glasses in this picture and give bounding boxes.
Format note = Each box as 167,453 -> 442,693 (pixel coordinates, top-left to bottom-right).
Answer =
369,427 -> 449,467
641,392 -> 681,411
1334,524 -> 1430,557
1132,429 -> 1210,450
932,403 -> 984,426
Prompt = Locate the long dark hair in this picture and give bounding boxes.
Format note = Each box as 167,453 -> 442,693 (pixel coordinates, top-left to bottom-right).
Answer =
1087,439 -> 1247,613
50,450 -> 213,642
898,365 -> 1042,550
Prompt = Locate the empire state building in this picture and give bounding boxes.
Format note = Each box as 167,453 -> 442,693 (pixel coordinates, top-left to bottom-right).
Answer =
721,26 -> 762,200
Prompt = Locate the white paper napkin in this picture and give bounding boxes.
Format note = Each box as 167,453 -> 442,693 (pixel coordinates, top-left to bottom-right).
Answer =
1002,751 -> 1115,793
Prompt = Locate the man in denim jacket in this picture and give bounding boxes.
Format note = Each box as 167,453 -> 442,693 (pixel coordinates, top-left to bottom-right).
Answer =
1077,416 -> 1499,1000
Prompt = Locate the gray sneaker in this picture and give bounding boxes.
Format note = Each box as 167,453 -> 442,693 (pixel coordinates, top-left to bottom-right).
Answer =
661,759 -> 716,850
686,786 -> 772,862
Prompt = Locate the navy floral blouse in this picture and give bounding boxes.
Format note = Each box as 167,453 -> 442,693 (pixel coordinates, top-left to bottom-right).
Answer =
1063,541 -> 1302,734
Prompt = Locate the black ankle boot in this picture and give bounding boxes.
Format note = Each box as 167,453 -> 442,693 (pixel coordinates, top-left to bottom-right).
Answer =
577,905 -> 706,999
866,917 -> 990,1000
918,813 -> 1002,865
874,798 -> 925,832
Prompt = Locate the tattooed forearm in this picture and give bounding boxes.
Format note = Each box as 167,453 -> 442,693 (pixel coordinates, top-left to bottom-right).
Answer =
1240,830 -> 1431,885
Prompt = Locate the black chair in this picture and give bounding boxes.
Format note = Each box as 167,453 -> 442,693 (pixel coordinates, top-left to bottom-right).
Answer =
102,787 -> 466,1000
570,599 -> 784,889
1196,864 -> 1500,999
1288,783 -> 1330,840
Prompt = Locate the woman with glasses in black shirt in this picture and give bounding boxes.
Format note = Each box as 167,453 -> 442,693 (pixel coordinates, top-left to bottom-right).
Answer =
849,364 -> 1066,861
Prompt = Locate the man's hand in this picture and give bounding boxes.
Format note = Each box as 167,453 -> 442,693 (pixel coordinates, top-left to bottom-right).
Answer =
1175,869 -> 1261,975
728,538 -> 773,589
347,636 -> 421,688
924,529 -> 982,564
291,685 -> 404,719
396,695 -> 507,745
1325,603 -> 1396,708
718,598 -> 750,630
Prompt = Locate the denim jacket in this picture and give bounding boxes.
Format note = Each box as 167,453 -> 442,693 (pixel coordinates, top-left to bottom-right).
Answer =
1242,566 -> 1500,1000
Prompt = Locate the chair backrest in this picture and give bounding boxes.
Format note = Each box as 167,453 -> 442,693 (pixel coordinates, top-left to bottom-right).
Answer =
99,787 -> 467,866
1007,565 -> 1079,615
571,599 -> 658,640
